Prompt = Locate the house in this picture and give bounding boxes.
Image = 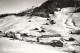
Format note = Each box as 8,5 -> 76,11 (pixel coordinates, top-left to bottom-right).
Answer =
50,40 -> 63,47
70,30 -> 80,34
15,32 -> 23,40
37,34 -> 62,43
0,31 -> 5,37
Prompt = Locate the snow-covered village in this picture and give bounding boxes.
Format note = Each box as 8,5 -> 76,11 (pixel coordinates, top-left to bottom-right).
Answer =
0,0 -> 80,53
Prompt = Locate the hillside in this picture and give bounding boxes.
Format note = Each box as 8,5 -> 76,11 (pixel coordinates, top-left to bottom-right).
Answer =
0,7 -> 80,53
0,7 -> 80,36
0,8 -> 34,18
32,0 -> 80,17
0,0 -> 80,53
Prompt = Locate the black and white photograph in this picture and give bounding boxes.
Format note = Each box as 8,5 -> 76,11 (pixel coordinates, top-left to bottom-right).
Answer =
0,0 -> 80,53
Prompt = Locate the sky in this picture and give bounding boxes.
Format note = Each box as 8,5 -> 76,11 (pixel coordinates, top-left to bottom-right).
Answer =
0,0 -> 47,14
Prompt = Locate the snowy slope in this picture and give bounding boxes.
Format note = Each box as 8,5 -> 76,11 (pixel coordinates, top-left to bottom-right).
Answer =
0,15 -> 50,36
0,7 -> 80,36
0,37 -> 62,53
0,7 -> 80,53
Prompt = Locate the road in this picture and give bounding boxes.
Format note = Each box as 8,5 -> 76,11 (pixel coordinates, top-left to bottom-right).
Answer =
0,37 -> 66,53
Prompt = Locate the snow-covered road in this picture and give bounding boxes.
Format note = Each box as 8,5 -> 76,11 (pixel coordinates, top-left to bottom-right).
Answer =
0,37 -> 66,53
